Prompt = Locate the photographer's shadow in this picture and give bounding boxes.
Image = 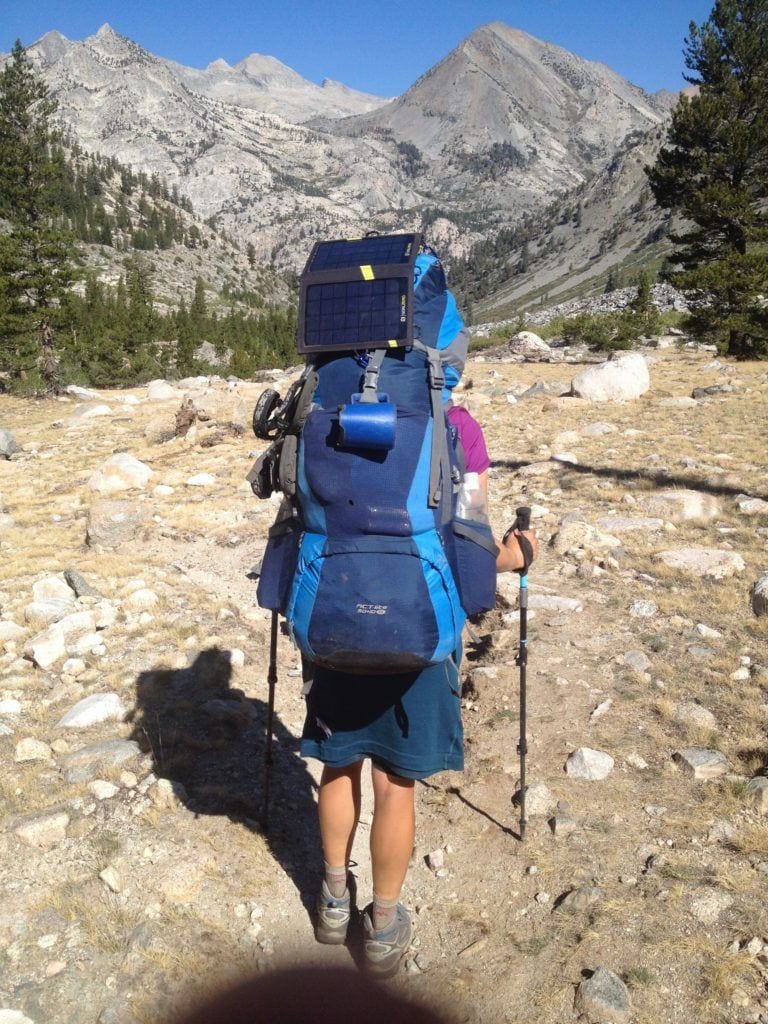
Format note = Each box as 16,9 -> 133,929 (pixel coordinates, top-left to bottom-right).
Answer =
127,647 -> 321,918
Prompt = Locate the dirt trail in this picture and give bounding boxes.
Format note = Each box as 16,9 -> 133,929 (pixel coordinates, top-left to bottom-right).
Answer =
1,351 -> 767,1024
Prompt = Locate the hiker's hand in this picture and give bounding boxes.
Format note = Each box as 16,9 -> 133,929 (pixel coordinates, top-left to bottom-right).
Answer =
497,528 -> 538,573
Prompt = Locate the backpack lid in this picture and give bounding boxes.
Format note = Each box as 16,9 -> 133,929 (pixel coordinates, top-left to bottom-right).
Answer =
296,233 -> 422,354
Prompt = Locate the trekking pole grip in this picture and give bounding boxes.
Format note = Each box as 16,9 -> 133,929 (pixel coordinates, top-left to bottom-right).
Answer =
516,506 -> 531,532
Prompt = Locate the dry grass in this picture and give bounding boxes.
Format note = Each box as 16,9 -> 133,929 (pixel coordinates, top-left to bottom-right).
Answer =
729,823 -> 768,856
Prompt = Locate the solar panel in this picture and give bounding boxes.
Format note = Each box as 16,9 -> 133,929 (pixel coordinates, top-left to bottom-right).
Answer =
296,233 -> 422,354
308,234 -> 416,271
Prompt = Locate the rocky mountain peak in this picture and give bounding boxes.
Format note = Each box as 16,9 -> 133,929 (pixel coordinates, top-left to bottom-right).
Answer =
206,57 -> 232,73
29,29 -> 71,65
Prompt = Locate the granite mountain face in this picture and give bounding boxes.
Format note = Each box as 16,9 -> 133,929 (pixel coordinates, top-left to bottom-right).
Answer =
17,22 -> 676,280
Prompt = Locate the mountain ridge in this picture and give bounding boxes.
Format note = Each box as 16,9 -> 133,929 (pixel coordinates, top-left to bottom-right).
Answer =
7,21 -> 681,298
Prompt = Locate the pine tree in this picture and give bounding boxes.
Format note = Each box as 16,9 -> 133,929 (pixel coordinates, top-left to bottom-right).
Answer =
0,41 -> 77,389
647,0 -> 768,358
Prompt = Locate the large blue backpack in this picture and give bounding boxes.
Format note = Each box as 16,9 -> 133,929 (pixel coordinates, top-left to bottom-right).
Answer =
251,233 -> 497,675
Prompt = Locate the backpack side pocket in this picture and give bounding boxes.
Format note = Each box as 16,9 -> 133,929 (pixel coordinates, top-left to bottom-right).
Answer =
452,517 -> 498,616
256,512 -> 301,613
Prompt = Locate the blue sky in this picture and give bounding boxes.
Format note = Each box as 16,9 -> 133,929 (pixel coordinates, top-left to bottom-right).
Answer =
0,0 -> 715,97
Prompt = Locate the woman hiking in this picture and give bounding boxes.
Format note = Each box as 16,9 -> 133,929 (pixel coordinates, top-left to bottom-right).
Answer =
301,401 -> 538,978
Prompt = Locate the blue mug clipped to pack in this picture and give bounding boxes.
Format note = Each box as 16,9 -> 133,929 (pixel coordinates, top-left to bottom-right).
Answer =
338,388 -> 397,450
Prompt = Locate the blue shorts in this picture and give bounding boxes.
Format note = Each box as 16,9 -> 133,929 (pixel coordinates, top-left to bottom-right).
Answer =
300,647 -> 463,780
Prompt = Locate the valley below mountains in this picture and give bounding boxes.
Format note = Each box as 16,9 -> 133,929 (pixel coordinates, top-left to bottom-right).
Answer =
18,21 -> 679,296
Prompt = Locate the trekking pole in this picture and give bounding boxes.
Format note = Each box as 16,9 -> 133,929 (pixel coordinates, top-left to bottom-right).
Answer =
514,506 -> 532,841
263,610 -> 278,830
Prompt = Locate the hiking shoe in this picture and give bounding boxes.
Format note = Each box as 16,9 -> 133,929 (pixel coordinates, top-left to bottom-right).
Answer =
314,880 -> 351,945
362,903 -> 413,979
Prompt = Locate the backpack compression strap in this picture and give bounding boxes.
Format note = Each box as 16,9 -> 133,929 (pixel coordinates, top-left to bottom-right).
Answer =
413,341 -> 453,521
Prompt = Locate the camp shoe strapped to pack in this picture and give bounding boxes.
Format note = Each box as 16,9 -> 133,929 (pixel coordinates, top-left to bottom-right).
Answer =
362,903 -> 413,979
314,879 -> 352,945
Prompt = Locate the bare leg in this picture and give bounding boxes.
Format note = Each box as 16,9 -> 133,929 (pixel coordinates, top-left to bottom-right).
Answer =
370,764 -> 415,901
317,762 -> 363,868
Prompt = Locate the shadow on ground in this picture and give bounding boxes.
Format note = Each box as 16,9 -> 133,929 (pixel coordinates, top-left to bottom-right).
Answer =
492,458 -> 768,502
126,647 -> 321,919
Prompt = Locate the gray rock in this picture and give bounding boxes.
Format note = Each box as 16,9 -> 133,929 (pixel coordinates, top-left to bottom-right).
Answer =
675,702 -> 717,731
62,738 -> 142,782
673,747 -> 730,780
658,547 -> 746,580
574,967 -> 631,1022
571,351 -> 649,402
514,781 -> 555,817
556,886 -> 601,914
746,777 -> 768,815
64,568 -> 103,598
23,622 -> 67,668
0,428 -> 19,459
14,738 -> 53,763
24,597 -> 77,627
752,574 -> 768,617
549,814 -> 578,835
0,1010 -> 36,1024
581,422 -> 617,437
69,402 -> 112,421
146,379 -> 181,401
737,497 -> 768,515
624,650 -> 651,673
690,889 -> 733,924
14,810 -> 70,849
88,453 -> 154,493
659,396 -> 698,408
56,692 -> 127,729
552,520 -> 621,557
565,748 -> 614,781
426,848 -> 444,872
687,644 -> 716,660
87,500 -> 147,549
528,594 -> 582,613
642,489 -> 721,521
694,623 -> 722,639
597,517 -> 663,535
628,599 -> 658,617
0,621 -> 27,644
508,331 -> 552,361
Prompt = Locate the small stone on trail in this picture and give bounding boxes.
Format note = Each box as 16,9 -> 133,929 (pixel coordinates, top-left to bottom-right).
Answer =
575,967 -> 631,1023
590,699 -> 612,723
557,886 -> 602,914
625,753 -> 648,770
89,780 -> 120,801
550,814 -> 578,835
426,848 -> 444,872
673,747 -> 730,780
566,748 -> 614,780
534,892 -> 550,904
99,865 -> 123,893
514,781 -> 555,817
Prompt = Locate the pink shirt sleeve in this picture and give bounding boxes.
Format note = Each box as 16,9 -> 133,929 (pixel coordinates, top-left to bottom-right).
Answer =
446,405 -> 491,474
